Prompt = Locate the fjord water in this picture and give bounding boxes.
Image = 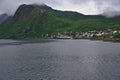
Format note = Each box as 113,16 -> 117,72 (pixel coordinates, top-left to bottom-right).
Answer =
0,39 -> 120,80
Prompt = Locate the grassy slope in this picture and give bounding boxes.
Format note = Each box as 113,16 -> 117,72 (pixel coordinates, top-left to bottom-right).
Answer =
0,8 -> 75,38
47,9 -> 120,31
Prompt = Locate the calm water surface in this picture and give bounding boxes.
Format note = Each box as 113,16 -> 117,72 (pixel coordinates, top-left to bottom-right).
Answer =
0,39 -> 120,80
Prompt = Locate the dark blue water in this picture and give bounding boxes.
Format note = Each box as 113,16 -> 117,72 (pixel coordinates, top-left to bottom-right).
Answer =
0,39 -> 120,80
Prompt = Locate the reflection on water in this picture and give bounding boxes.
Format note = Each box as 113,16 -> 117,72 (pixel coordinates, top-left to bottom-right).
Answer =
0,39 -> 120,80
0,39 -> 56,46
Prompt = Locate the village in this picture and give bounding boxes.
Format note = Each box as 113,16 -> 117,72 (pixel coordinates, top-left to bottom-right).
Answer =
43,29 -> 120,40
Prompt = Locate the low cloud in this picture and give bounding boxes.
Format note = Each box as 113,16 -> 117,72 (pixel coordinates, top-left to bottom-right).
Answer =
94,0 -> 120,17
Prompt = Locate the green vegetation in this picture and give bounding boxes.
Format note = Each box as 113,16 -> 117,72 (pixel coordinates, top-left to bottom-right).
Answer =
0,4 -> 120,39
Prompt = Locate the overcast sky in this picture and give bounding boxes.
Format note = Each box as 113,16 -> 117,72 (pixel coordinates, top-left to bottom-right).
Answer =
0,0 -> 120,17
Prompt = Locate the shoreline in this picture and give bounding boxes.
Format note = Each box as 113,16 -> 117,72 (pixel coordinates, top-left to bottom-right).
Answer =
90,38 -> 120,42
0,38 -> 120,43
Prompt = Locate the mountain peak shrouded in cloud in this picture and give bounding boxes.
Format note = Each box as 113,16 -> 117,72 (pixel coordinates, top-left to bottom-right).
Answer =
0,13 -> 9,24
31,3 -> 52,11
94,0 -> 120,17
102,10 -> 120,18
0,0 -> 120,17
13,4 -> 52,22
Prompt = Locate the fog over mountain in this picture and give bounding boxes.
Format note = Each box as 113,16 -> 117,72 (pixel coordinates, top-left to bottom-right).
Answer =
0,0 -> 120,17
0,14 -> 8,24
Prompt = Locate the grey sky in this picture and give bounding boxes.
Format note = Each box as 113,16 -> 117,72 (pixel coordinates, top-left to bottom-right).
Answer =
0,0 -> 120,17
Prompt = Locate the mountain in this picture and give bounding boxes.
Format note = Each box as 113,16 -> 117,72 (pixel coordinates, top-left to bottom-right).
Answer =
0,4 -> 120,39
12,4 -> 51,22
0,14 -> 9,24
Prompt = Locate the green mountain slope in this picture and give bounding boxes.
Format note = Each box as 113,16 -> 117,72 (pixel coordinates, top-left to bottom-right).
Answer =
0,4 -> 120,39
0,7 -> 75,38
